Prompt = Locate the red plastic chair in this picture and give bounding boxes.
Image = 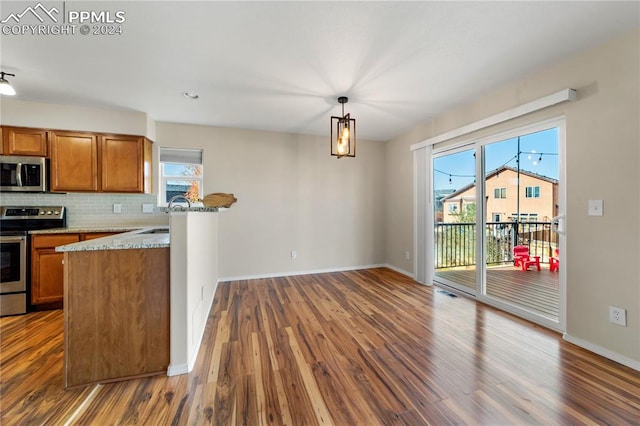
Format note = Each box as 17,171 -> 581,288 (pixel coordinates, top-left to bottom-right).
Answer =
513,245 -> 540,271
550,249 -> 559,272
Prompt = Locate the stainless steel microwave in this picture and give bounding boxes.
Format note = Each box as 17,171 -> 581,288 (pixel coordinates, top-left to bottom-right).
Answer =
0,155 -> 48,192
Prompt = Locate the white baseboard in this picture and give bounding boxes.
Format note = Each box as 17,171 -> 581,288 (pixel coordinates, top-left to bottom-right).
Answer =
167,363 -> 189,376
219,264 -> 388,282
383,263 -> 415,279
563,333 -> 640,371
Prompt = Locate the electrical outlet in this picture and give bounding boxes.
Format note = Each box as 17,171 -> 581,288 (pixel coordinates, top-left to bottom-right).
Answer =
588,199 -> 604,216
290,250 -> 297,260
142,203 -> 154,213
609,306 -> 627,326
405,251 -> 410,260
113,203 -> 122,214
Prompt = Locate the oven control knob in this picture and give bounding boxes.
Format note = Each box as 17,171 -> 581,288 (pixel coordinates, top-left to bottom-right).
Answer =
40,211 -> 45,215
54,211 -> 59,215
46,211 -> 53,215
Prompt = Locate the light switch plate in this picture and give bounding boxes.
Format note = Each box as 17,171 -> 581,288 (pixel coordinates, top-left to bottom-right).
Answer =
588,199 -> 603,216
142,203 -> 154,213
113,203 -> 122,214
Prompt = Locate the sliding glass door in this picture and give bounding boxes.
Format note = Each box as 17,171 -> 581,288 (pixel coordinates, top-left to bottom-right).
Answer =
433,146 -> 477,295
482,128 -> 560,324
432,119 -> 564,330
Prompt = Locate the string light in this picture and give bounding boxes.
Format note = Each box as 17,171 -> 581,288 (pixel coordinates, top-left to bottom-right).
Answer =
435,151 -> 557,183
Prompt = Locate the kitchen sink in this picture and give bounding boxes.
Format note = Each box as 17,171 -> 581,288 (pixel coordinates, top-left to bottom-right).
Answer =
139,228 -> 170,234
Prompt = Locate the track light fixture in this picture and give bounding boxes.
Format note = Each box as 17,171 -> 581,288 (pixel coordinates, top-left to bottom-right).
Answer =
330,96 -> 356,158
0,72 -> 16,96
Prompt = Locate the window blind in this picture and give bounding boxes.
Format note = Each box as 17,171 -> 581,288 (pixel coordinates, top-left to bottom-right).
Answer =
160,148 -> 203,165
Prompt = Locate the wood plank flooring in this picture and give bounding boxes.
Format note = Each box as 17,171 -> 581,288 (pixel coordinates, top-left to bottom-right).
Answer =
1,267 -> 639,425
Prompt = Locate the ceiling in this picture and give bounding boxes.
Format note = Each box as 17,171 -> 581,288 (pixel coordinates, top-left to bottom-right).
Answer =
1,1 -> 638,141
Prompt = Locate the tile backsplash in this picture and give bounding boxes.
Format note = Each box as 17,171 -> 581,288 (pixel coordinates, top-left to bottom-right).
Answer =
0,193 -> 168,227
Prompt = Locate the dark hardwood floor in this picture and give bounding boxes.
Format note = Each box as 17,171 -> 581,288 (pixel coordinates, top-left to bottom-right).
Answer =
1,268 -> 638,425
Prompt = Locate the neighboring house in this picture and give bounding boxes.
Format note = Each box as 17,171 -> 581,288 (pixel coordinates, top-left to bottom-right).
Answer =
165,183 -> 192,201
440,166 -> 558,223
434,189 -> 456,222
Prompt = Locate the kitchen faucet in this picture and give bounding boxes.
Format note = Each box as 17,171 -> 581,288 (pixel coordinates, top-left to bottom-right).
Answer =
168,195 -> 192,210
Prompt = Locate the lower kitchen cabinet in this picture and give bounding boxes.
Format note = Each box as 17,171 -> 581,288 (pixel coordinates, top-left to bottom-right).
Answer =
31,234 -> 80,305
31,232 -> 121,307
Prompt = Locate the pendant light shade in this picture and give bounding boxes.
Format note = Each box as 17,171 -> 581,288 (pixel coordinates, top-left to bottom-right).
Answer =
330,96 -> 356,158
0,72 -> 16,96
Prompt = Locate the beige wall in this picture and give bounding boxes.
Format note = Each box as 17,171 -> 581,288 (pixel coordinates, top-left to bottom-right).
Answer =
156,122 -> 387,279
0,98 -> 152,137
0,98 -> 387,279
385,29 -> 640,365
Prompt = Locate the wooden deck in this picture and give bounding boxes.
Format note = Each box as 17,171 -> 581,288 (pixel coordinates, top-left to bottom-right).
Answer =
435,265 -> 559,319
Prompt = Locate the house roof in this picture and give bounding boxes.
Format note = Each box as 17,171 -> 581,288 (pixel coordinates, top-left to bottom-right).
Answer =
441,166 -> 558,202
1,2 -> 638,142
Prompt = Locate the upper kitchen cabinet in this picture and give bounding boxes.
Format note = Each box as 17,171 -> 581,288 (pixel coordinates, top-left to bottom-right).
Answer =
2,126 -> 48,156
49,130 -> 153,194
101,135 -> 151,193
49,131 -> 99,192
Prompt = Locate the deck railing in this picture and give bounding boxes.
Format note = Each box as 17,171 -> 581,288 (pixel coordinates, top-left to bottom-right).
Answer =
434,221 -> 557,269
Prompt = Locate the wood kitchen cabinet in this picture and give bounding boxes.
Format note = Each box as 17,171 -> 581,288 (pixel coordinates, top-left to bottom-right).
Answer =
31,234 -> 81,306
49,130 -> 152,193
49,131 -> 99,192
64,247 -> 170,388
100,135 -> 152,193
2,126 -> 48,156
31,232 -> 121,307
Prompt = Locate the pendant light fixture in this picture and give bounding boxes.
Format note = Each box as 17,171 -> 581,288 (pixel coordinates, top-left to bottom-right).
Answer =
0,72 -> 16,96
330,96 -> 356,158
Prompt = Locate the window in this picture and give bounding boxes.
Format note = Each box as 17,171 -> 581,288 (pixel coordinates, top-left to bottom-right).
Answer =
494,187 -> 506,198
525,186 -> 540,198
159,148 -> 203,206
448,204 -> 458,213
492,213 -> 501,222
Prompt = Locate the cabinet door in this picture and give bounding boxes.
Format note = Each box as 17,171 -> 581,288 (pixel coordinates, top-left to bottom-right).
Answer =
101,135 -> 144,193
49,131 -> 99,192
31,249 -> 65,304
31,234 -> 80,305
2,126 -> 47,156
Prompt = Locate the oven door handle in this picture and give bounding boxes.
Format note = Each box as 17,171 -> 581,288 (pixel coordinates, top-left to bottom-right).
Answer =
16,163 -> 23,187
0,235 -> 26,243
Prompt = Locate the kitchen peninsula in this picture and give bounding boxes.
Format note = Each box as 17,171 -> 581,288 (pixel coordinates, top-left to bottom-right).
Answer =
58,209 -> 219,388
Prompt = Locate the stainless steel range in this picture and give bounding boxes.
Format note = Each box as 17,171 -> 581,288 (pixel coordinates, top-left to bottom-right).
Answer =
0,206 -> 66,316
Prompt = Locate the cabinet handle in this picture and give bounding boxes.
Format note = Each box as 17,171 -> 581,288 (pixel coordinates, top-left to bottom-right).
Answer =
61,259 -> 64,265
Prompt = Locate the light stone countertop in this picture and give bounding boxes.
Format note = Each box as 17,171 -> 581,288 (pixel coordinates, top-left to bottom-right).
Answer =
30,225 -> 148,235
159,206 -> 223,213
55,226 -> 170,252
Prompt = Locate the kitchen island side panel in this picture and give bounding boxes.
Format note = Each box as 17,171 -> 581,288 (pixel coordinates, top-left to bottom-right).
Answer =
64,248 -> 170,388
